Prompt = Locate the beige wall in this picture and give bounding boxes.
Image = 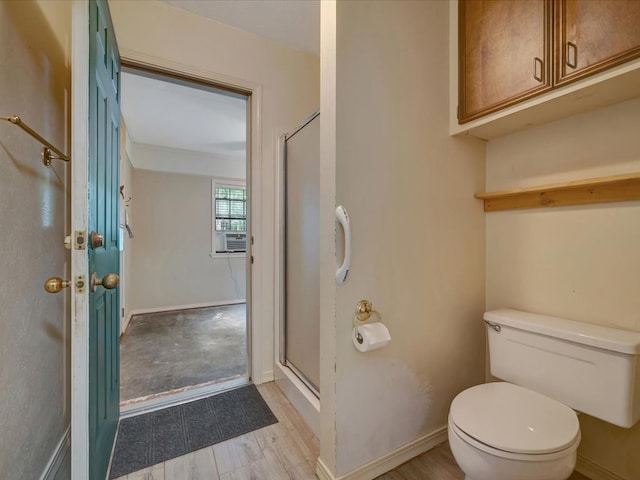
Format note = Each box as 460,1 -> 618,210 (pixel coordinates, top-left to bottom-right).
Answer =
0,1 -> 71,478
486,97 -> 640,479
320,1 -> 487,475
110,0 -> 320,378
130,169 -> 247,310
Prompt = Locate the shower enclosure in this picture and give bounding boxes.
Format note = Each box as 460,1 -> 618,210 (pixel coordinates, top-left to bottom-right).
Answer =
276,111 -> 320,434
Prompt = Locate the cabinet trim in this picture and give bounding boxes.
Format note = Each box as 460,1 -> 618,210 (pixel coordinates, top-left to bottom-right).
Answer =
475,173 -> 640,212
449,56 -> 640,140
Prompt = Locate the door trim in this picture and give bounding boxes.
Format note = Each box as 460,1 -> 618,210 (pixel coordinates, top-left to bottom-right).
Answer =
117,51 -> 263,383
70,2 -> 90,478
71,33 -> 264,478
120,377 -> 251,418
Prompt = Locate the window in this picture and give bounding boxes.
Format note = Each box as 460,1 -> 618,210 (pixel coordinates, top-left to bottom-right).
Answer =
214,185 -> 247,232
211,181 -> 247,257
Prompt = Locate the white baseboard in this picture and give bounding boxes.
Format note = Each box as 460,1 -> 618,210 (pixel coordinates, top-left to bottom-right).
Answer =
576,455 -> 626,480
316,426 -> 449,480
129,300 -> 246,317
316,430 -> 624,480
316,458 -> 335,480
261,370 -> 274,383
121,311 -> 133,335
40,426 -> 71,480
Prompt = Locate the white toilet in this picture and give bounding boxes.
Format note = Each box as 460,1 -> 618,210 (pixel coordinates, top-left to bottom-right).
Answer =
448,308 -> 640,480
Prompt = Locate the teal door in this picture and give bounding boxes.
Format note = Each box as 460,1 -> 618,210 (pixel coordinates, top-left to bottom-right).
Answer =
88,0 -> 121,478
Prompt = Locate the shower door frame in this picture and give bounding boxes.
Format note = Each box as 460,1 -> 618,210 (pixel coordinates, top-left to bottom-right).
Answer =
278,110 -> 321,398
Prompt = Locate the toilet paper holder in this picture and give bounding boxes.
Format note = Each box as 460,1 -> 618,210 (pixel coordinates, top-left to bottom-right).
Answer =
353,299 -> 381,344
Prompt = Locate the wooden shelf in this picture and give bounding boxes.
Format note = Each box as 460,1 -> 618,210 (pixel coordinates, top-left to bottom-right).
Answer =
476,173 -> 640,212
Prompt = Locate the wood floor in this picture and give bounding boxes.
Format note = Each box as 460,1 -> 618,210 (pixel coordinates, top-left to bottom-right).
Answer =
114,381 -> 590,480
112,382 -> 319,480
377,443 -> 589,480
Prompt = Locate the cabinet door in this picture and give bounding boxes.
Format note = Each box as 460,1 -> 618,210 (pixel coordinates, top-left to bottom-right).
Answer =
556,0 -> 640,85
459,0 -> 552,124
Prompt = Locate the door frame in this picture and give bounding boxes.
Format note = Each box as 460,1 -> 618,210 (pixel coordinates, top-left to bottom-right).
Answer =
71,2 -> 90,478
115,53 -> 262,381
118,60 -> 255,416
71,5 -> 264,475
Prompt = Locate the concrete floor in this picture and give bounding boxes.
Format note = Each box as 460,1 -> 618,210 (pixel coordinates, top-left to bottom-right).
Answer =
120,304 -> 247,403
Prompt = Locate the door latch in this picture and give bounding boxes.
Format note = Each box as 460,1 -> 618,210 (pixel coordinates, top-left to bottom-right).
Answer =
74,230 -> 87,250
75,275 -> 87,293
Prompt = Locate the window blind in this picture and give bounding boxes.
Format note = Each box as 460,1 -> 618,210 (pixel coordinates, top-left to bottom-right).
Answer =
215,186 -> 247,231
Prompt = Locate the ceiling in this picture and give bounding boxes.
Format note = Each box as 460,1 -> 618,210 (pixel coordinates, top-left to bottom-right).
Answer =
161,0 -> 320,56
121,71 -> 247,158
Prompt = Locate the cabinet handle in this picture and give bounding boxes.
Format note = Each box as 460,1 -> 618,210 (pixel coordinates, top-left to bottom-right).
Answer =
566,42 -> 578,69
533,57 -> 544,82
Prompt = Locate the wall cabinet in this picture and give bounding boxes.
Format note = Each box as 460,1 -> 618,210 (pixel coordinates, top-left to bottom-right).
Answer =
555,0 -> 640,85
459,0 -> 551,123
458,0 -> 640,125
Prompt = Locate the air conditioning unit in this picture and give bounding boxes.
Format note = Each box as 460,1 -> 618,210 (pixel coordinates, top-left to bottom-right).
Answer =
224,233 -> 247,252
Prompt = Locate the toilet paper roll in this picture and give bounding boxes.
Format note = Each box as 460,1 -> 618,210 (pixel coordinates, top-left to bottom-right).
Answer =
352,322 -> 391,352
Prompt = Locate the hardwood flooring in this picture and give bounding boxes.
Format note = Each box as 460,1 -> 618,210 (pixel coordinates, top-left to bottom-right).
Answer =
112,382 -> 319,480
377,443 -> 590,480
114,381 -> 590,480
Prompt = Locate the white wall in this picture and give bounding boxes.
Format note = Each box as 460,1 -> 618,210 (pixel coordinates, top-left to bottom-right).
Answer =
486,97 -> 640,480
130,169 -> 246,310
0,1 -> 71,478
319,1 -> 487,476
132,142 -> 245,179
110,0 -> 320,381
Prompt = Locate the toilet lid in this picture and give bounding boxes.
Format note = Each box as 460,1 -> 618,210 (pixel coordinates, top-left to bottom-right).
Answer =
450,382 -> 579,454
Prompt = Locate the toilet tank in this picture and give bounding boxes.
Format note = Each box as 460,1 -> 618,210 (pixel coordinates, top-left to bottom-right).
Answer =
485,309 -> 640,428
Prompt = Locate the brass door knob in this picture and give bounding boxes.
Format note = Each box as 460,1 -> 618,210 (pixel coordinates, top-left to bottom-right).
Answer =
91,272 -> 119,292
44,277 -> 70,294
90,231 -> 104,249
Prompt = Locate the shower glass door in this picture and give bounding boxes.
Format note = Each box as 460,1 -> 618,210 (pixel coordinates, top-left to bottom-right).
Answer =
283,112 -> 320,394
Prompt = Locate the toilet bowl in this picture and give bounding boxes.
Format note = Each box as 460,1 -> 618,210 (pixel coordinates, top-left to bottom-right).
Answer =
448,382 -> 580,480
447,308 -> 640,480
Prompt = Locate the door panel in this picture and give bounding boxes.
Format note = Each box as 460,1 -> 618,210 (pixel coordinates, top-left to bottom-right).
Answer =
284,113 -> 320,392
89,0 -> 121,478
555,0 -> 640,85
458,0 -> 552,123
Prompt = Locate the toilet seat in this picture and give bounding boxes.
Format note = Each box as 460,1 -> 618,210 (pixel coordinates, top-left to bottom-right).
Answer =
450,382 -> 580,455
448,416 -> 581,462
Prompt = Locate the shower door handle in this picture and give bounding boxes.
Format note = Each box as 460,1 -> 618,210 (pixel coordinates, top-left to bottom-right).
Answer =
335,205 -> 351,284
